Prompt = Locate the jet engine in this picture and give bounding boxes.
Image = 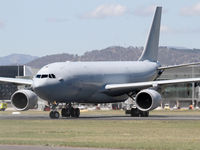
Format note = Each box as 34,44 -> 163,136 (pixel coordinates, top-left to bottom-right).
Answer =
11,90 -> 38,111
135,89 -> 161,111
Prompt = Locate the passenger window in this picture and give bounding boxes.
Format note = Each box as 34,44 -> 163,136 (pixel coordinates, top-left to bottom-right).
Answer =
36,74 -> 41,78
41,74 -> 48,78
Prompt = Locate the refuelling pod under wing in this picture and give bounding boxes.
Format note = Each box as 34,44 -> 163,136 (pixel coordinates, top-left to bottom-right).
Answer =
11,90 -> 38,111
135,89 -> 161,111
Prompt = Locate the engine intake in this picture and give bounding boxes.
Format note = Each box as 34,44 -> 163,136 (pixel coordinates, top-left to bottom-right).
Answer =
135,89 -> 161,111
11,90 -> 38,111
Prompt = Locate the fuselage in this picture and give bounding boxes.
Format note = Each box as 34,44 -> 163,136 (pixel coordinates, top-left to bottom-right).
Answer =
32,61 -> 160,103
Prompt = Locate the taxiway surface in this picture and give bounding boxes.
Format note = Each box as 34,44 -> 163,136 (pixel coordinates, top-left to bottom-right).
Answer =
0,113 -> 200,120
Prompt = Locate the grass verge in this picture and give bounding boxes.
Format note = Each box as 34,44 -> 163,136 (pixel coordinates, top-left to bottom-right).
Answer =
0,110 -> 200,149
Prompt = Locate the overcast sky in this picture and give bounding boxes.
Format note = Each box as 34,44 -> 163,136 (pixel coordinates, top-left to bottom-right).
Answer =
0,0 -> 200,57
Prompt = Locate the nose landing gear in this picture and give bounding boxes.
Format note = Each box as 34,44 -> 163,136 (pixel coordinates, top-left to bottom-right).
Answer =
49,102 -> 60,119
49,111 -> 60,119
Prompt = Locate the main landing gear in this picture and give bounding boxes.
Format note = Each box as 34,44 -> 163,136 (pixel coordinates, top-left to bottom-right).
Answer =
49,102 -> 80,119
130,108 -> 149,117
61,103 -> 80,118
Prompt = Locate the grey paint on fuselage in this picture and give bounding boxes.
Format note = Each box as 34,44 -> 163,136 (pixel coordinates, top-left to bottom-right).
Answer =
33,61 -> 160,103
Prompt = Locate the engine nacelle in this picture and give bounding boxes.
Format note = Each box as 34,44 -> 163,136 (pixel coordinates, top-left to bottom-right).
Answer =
11,90 -> 38,111
135,89 -> 161,111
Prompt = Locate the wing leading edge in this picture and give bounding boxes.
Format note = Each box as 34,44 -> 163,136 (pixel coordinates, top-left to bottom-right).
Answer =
0,77 -> 33,85
105,78 -> 200,93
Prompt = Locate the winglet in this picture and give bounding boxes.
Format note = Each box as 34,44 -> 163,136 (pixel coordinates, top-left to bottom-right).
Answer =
139,6 -> 162,62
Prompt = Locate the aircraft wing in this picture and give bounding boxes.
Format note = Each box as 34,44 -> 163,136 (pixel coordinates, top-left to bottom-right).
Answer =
158,62 -> 200,70
105,78 -> 200,93
0,77 -> 33,85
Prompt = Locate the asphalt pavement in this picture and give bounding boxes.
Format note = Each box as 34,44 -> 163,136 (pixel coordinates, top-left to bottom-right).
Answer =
0,113 -> 200,120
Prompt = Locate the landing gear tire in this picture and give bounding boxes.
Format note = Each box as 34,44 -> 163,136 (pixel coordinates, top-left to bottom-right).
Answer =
131,108 -> 139,117
61,106 -> 80,118
54,111 -> 60,118
69,108 -> 80,118
130,108 -> 149,117
50,111 -> 54,118
61,108 -> 70,117
70,107 -> 75,117
141,111 -> 149,117
49,111 -> 60,119
74,108 -> 80,118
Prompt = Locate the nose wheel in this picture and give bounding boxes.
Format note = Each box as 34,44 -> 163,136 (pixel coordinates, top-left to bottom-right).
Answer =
49,102 -> 60,119
49,111 -> 60,119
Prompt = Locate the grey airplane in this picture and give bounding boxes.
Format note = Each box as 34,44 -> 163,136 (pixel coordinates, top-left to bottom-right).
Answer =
1,6 -> 200,118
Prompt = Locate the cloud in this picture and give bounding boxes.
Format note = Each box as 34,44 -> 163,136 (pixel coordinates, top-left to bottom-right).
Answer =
161,25 -> 171,33
46,18 -> 68,23
82,4 -> 127,19
181,2 -> 200,16
134,5 -> 156,17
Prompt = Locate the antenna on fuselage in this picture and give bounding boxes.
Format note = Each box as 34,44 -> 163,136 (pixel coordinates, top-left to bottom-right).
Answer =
138,6 -> 162,62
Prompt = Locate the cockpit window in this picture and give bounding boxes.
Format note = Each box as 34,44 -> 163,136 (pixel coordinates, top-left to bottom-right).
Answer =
41,74 -> 48,78
36,74 -> 41,78
49,74 -> 53,78
36,74 -> 56,79
51,74 -> 56,78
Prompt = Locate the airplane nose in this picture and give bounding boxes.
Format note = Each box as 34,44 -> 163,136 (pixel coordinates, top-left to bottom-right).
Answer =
32,79 -> 57,100
32,79 -> 48,98
32,79 -> 42,91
